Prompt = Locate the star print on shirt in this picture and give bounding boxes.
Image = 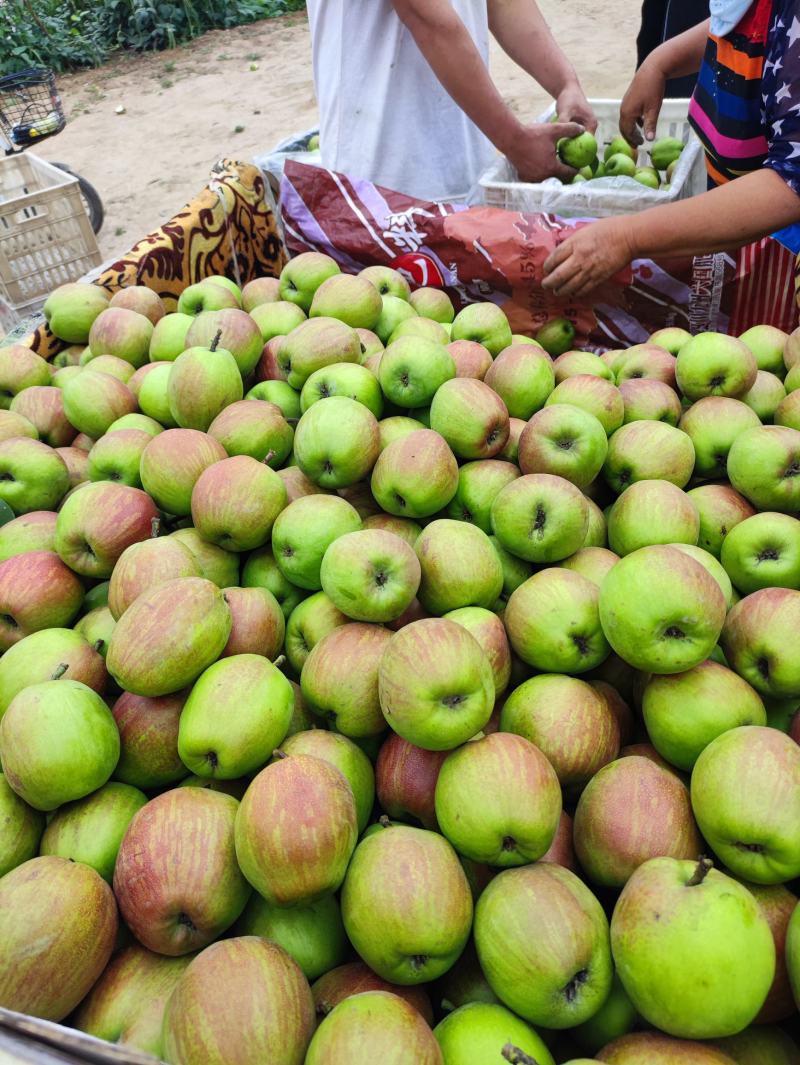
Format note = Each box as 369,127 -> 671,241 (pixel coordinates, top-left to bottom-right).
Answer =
762,0 -> 800,195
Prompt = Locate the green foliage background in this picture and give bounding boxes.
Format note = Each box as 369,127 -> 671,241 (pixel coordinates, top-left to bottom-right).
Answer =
0,0 -> 306,75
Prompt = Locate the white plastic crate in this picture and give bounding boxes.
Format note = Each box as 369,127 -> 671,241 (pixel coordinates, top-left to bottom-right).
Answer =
478,98 -> 706,218
0,152 -> 101,318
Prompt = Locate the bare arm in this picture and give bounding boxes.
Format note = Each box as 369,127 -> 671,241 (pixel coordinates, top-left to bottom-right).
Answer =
392,0 -> 583,181
542,170 -> 800,298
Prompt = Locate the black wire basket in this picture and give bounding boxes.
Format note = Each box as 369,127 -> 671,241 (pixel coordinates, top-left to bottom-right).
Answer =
0,68 -> 66,150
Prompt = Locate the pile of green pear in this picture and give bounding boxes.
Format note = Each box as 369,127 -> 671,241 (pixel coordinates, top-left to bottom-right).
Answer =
557,130 -> 685,189
0,254 -> 800,1065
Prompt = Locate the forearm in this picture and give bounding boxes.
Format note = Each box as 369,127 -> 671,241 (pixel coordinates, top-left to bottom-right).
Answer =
645,19 -> 710,80
627,170 -> 800,259
487,0 -> 579,97
393,0 -> 521,153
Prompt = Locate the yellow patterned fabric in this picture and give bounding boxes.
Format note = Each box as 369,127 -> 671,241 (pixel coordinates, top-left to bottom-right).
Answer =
26,158 -> 286,359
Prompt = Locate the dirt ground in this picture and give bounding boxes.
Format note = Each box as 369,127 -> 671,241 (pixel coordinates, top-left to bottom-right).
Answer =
34,1 -> 637,259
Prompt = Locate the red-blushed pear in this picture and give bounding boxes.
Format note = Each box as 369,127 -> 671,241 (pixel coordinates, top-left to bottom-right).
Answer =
415,519 -> 503,615
741,370 -> 787,421
501,673 -> 620,792
312,962 -> 434,1023
300,622 -> 391,737
162,937 -> 314,1065
88,306 -> 153,367
390,315 -> 451,346
242,275 -> 281,311
114,788 -> 250,955
784,325 -> 800,371
10,385 -> 75,446
434,733 -> 562,866
320,528 -> 420,623
184,308 -> 262,376
642,659 -> 766,771
687,482 -> 756,557
377,415 -> 426,450
249,299 -> 307,342
0,773 -> 44,876
546,374 -> 624,435
0,679 -> 119,810
618,376 -> 683,425
375,732 -> 449,830
0,856 -> 117,1021
484,344 -> 555,418
608,480 -> 699,556
110,285 -> 166,324
500,416 -> 526,463
0,407 -> 38,442
615,345 -> 677,388
475,863 -> 613,1028
255,335 -> 289,381
272,493 -> 362,590
691,726 -> 800,884
555,350 -> 615,383
0,627 -> 107,720
340,480 -> 381,519
561,546 -> 619,586
55,481 -> 159,578
221,585 -> 284,658
362,512 -> 422,546
140,428 -> 227,516
721,588 -> 800,698
234,753 -> 358,905
728,425 -> 800,513
279,317 -> 362,389
280,251 -> 341,311
294,395 -> 380,488
171,527 -> 239,588
379,618 -> 494,750
278,465 -> 328,502
107,577 -> 231,697
448,339 -> 492,379
108,536 -> 201,620
168,338 -> 243,432
371,428 -> 459,518
540,809 -> 578,872
597,1032 -> 736,1063
611,857 -> 775,1038
178,654 -> 293,779
43,282 -> 110,343
679,396 -> 760,479
72,945 -> 191,1058
208,398 -> 293,465
72,431 -> 95,450
87,427 -> 152,487
452,302 -> 512,356
504,568 -> 610,676
356,327 -> 384,362
430,377 -> 510,460
0,437 -> 69,513
190,455 -> 287,552
309,273 -> 382,329
519,404 -> 608,488
358,265 -> 410,301
740,323 -> 789,376
285,590 -> 348,671
409,285 -> 454,322
744,882 -> 798,1023
776,388 -> 800,429
278,730 -> 374,834
434,1001 -> 555,1065
108,411 -> 161,435
112,690 -> 188,789
603,421 -> 695,492
39,780 -> 147,882
306,991 -> 443,1065
649,326 -> 692,354
235,891 -> 347,981
573,755 -> 701,888
0,550 -> 83,650
713,1027 -> 800,1065
599,546 -> 726,673
341,824 -> 473,984
676,332 -> 758,399
55,444 -> 89,488
444,606 -> 511,695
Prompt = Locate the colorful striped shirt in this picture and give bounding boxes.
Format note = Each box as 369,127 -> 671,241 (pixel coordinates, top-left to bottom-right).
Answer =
688,0 -> 800,193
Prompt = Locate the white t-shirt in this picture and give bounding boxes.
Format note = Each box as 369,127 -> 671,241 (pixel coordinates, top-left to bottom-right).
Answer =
306,0 -> 497,202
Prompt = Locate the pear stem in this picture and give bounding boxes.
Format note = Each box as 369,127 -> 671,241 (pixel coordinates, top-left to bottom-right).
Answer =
687,856 -> 713,887
272,749 -> 289,760
210,329 -> 223,353
263,450 -> 276,466
150,517 -> 161,538
51,663 -> 68,681
502,1046 -> 539,1065
272,654 -> 286,670
378,815 -> 392,829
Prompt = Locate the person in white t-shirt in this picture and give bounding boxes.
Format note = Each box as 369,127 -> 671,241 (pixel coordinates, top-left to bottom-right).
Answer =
305,0 -> 596,202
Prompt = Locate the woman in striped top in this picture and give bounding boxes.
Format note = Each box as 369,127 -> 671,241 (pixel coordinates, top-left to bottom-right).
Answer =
542,0 -> 800,298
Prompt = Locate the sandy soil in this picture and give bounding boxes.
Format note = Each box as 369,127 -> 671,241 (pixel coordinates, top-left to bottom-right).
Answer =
33,1 -> 637,259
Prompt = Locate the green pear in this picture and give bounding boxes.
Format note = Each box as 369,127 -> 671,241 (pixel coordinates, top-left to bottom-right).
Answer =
604,136 -> 636,162
0,772 -> 45,876
236,892 -> 347,980
168,332 -> 243,431
434,1002 -> 555,1065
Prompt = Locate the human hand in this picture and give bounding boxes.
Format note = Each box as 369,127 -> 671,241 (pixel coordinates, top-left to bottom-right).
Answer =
620,56 -> 666,146
542,218 -> 636,299
505,121 -> 586,183
556,83 -> 597,133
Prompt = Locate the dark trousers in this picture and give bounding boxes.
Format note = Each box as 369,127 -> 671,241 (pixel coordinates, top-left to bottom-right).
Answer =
636,0 -> 710,97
